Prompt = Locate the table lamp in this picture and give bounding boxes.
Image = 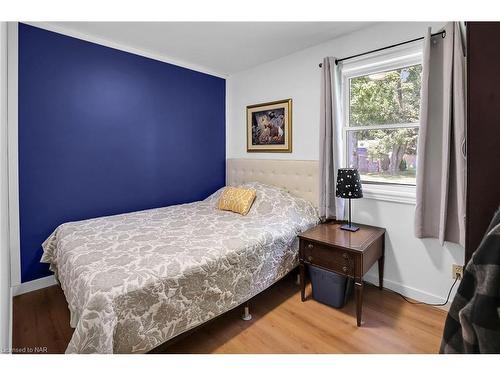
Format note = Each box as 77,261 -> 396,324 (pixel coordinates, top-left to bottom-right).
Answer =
336,168 -> 363,232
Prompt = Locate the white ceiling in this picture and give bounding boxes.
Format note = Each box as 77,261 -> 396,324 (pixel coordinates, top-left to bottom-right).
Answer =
39,22 -> 375,76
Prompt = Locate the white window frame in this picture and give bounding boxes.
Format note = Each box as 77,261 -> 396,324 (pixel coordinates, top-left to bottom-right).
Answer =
340,42 -> 423,204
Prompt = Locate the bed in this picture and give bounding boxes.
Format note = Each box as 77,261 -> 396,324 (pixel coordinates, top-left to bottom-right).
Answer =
40,159 -> 319,353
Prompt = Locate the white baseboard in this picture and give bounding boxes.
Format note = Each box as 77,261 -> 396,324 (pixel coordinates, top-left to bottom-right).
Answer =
11,275 -> 57,296
10,272 -> 455,311
363,273 -> 456,311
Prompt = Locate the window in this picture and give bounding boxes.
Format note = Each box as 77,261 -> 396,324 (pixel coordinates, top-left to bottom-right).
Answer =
342,45 -> 422,186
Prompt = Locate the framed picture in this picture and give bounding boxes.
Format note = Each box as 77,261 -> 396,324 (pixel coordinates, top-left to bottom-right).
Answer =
246,99 -> 292,152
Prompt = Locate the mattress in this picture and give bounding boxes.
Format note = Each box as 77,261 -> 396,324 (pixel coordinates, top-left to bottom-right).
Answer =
41,182 -> 319,353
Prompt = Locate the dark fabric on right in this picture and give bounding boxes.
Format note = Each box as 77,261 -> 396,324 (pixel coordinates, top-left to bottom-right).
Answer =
440,208 -> 500,353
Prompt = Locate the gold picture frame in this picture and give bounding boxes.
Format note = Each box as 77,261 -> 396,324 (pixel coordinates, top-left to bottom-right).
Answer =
246,99 -> 292,153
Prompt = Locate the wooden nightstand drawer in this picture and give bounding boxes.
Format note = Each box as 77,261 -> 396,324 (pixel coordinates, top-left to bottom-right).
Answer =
300,240 -> 355,276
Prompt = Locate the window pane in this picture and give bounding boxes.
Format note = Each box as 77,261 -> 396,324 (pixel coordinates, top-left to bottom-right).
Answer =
349,65 -> 422,127
347,128 -> 418,185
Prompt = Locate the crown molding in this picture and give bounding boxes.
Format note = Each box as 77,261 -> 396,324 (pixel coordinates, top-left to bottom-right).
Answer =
23,22 -> 228,79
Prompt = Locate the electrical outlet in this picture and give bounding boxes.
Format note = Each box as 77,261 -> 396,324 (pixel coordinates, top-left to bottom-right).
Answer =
452,264 -> 463,279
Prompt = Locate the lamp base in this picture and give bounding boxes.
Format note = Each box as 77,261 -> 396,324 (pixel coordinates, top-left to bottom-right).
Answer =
340,223 -> 360,232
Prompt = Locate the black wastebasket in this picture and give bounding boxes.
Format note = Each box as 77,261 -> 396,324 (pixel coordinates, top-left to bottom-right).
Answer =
309,265 -> 353,308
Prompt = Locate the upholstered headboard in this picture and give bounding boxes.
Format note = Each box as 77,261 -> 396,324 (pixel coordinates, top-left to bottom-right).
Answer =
226,158 -> 319,207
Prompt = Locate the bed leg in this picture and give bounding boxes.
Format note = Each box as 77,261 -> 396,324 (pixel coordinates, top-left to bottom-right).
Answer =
241,302 -> 252,321
296,272 -> 301,285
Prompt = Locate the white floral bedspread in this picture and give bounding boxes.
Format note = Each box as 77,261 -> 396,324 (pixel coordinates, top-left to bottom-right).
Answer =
41,182 -> 319,353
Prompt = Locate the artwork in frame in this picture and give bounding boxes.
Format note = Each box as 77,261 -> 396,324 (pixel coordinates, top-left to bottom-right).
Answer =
247,99 -> 292,152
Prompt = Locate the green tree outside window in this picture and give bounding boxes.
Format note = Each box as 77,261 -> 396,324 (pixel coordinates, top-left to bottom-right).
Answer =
348,64 -> 422,184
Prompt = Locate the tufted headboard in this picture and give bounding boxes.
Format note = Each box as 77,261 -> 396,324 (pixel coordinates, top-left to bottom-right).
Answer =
226,158 -> 319,207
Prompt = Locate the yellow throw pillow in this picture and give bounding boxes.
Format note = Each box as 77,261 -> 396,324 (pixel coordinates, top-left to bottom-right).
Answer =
217,187 -> 256,216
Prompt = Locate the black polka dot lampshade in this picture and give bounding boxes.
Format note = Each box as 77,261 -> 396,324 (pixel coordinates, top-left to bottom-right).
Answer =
336,168 -> 363,199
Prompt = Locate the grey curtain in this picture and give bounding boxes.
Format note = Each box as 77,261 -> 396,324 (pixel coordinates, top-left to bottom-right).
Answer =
319,57 -> 344,220
415,22 -> 466,246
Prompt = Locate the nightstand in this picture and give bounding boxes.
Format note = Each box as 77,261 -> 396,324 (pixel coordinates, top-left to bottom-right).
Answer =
298,221 -> 385,327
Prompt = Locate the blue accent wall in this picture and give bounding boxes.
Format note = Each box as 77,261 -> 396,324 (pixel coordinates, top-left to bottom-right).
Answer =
18,23 -> 226,282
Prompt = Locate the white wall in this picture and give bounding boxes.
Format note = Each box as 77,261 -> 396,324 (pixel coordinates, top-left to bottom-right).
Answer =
0,21 -> 12,353
227,22 -> 464,303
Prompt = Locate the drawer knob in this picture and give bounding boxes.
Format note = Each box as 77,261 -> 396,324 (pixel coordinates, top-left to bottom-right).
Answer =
342,266 -> 348,272
307,255 -> 313,262
342,253 -> 349,259
307,243 -> 314,249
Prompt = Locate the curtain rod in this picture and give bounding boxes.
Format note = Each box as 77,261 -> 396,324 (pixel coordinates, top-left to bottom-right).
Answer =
318,30 -> 446,68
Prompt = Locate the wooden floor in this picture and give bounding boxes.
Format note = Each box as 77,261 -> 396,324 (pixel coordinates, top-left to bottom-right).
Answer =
13,275 -> 447,354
